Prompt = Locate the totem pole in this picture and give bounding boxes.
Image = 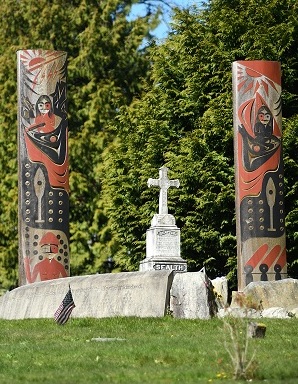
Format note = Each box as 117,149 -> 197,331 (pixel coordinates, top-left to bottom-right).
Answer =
17,50 -> 70,285
232,61 -> 287,290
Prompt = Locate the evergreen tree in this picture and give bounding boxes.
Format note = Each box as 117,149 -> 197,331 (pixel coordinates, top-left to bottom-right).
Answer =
0,0 -> 297,291
103,0 -> 298,288
0,0 -> 161,290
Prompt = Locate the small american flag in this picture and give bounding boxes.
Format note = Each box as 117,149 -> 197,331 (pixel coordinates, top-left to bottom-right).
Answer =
54,285 -> 76,325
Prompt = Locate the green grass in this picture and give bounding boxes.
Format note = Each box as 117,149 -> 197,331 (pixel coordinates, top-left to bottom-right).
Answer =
0,316 -> 297,383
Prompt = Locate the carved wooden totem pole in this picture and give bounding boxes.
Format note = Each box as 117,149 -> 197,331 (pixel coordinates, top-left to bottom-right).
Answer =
232,61 -> 287,290
17,50 -> 69,285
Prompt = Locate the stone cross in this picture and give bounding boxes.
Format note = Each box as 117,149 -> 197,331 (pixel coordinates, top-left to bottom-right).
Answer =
147,166 -> 180,214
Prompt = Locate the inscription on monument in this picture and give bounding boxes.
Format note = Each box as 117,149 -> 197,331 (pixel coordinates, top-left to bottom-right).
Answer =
103,284 -> 143,290
156,230 -> 179,254
153,264 -> 187,271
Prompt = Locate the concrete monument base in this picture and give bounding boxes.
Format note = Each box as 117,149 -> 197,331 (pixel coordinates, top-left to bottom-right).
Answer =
139,258 -> 187,272
139,213 -> 187,272
0,271 -> 173,320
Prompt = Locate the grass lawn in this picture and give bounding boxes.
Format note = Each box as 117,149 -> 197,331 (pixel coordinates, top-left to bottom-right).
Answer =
0,316 -> 297,383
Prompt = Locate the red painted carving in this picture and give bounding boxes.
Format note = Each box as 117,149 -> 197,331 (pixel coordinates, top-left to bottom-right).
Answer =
233,61 -> 287,289
17,50 -> 70,285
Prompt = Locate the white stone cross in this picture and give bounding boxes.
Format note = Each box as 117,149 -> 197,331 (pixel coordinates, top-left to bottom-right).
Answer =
147,166 -> 180,214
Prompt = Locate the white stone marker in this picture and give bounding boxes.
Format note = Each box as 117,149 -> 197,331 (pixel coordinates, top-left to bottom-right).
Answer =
139,166 -> 187,272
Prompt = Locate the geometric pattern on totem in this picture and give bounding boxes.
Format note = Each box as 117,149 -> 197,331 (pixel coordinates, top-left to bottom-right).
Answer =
242,236 -> 286,286
21,162 -> 69,231
240,168 -> 285,241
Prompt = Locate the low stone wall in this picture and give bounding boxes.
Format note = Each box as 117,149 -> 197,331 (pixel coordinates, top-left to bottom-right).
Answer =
0,270 -> 219,320
1,272 -> 297,320
0,271 -> 173,320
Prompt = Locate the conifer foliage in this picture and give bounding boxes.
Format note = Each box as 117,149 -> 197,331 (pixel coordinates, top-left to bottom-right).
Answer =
0,0 -> 297,290
0,0 -> 160,290
103,0 -> 298,287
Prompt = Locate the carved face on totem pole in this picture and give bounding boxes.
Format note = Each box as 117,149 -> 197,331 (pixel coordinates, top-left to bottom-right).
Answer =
37,95 -> 52,115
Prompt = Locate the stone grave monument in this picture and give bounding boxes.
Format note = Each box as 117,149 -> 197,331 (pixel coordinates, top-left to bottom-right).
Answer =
139,166 -> 187,272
